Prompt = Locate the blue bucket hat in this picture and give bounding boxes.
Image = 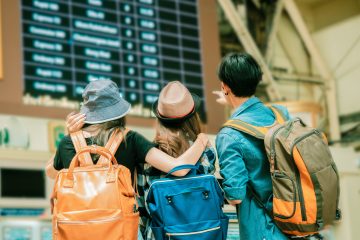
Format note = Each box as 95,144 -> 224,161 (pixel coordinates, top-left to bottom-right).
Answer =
80,80 -> 131,124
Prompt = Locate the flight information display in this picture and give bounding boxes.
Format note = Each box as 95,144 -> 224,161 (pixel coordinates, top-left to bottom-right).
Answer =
21,0 -> 205,119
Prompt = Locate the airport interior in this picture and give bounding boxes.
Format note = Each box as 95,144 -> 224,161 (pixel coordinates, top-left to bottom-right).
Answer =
0,0 -> 359,239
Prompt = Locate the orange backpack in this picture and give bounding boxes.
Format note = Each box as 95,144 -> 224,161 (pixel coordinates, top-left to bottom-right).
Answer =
51,129 -> 139,240
223,106 -> 341,238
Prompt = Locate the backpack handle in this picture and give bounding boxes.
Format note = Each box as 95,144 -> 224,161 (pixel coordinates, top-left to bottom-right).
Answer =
165,164 -> 198,178
64,145 -> 117,188
74,145 -> 117,165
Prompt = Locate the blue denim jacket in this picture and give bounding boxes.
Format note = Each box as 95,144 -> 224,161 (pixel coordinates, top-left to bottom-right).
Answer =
216,97 -> 289,240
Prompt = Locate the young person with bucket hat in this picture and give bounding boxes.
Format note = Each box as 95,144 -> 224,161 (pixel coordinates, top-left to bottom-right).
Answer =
46,80 -> 209,238
136,81 -> 216,239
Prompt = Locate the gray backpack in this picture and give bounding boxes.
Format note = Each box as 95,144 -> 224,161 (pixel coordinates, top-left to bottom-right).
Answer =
223,106 -> 341,237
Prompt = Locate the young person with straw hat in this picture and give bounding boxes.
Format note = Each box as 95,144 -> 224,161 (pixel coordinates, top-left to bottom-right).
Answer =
137,81 -> 216,239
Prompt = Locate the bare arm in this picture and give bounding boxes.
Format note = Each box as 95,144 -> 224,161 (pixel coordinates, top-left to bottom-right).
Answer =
45,155 -> 58,179
45,112 -> 84,179
65,113 -> 210,176
145,133 -> 209,176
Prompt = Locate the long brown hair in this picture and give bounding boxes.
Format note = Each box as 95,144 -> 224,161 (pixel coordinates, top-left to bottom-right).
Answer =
82,117 -> 126,161
154,113 -> 202,158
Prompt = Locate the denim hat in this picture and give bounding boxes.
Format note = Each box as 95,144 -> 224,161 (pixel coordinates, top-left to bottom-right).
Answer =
80,80 -> 131,124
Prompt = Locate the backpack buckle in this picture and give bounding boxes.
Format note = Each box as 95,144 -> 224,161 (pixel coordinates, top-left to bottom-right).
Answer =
202,191 -> 210,199
335,208 -> 342,221
270,151 -> 275,160
166,196 -> 173,204
316,219 -> 324,229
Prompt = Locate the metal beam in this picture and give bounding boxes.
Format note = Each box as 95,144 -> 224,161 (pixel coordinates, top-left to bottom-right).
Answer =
272,72 -> 325,85
218,0 -> 283,102
284,0 -> 341,141
265,0 -> 284,64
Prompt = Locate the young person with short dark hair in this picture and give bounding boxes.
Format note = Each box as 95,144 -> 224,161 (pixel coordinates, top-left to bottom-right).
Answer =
215,53 -> 290,240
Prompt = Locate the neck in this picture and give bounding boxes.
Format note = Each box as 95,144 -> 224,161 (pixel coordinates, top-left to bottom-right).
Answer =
229,95 -> 251,110
83,125 -> 101,137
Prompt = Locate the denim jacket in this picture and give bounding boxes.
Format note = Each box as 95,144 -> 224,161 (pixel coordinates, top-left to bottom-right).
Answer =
216,97 -> 289,240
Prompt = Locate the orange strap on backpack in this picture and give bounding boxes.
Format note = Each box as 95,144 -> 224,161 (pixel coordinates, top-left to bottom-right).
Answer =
223,106 -> 286,139
97,128 -> 128,165
70,131 -> 93,166
70,128 -> 129,166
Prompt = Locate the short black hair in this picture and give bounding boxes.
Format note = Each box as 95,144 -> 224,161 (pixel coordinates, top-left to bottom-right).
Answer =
217,53 -> 262,97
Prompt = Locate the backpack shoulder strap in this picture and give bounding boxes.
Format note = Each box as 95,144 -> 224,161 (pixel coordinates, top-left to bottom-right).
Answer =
223,119 -> 268,139
222,105 -> 287,139
97,128 -> 129,165
268,105 -> 287,124
97,128 -> 138,196
70,131 -> 93,166
247,184 -> 273,218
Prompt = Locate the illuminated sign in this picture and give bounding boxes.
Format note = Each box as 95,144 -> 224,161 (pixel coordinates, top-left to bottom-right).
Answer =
21,0 -> 205,119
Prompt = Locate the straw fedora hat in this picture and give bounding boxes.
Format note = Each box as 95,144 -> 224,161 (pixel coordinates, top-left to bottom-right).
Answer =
152,81 -> 200,123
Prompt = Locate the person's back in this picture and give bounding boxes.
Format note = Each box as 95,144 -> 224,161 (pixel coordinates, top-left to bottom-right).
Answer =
137,81 -> 216,239
214,53 -> 289,240
216,97 -> 289,240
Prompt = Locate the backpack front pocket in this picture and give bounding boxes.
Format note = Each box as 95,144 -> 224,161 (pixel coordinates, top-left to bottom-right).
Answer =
163,186 -> 219,225
56,209 -> 123,240
164,220 -> 222,240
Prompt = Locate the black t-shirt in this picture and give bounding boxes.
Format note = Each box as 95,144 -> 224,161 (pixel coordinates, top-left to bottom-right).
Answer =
53,130 -> 156,179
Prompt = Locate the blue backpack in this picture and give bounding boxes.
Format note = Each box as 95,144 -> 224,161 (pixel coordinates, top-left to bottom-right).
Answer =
146,165 -> 229,240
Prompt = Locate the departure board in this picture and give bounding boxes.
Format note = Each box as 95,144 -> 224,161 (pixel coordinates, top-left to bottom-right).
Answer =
21,0 -> 206,119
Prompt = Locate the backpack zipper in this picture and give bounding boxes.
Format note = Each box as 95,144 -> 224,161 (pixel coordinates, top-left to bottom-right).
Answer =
270,125 -> 286,170
290,129 -> 319,222
148,175 -> 217,189
272,172 -> 297,219
57,215 -> 122,225
166,226 -> 220,239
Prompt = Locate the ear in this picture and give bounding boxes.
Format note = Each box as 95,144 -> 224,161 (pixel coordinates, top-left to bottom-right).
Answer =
221,82 -> 225,90
221,82 -> 231,94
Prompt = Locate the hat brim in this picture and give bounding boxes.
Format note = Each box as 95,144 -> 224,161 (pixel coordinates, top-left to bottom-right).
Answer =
152,93 -> 201,123
81,100 -> 131,124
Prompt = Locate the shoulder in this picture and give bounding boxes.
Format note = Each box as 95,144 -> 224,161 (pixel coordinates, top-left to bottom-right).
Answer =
215,127 -> 248,154
124,130 -> 136,140
126,130 -> 151,143
216,126 -> 247,143
272,104 -> 291,120
58,135 -> 74,150
125,130 -> 156,149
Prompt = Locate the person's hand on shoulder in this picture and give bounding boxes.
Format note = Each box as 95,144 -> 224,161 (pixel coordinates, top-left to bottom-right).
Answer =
197,133 -> 211,148
66,112 -> 86,133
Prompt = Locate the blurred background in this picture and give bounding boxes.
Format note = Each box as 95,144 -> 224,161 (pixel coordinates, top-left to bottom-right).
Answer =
0,0 -> 359,239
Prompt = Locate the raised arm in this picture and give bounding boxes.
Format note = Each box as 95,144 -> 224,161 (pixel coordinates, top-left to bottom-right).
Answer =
65,113 -> 210,176
45,112 -> 85,179
45,154 -> 58,179
145,133 -> 209,176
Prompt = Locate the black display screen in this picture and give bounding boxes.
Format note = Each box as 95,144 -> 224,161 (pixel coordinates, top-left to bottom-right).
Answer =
21,0 -> 206,120
1,169 -> 45,198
